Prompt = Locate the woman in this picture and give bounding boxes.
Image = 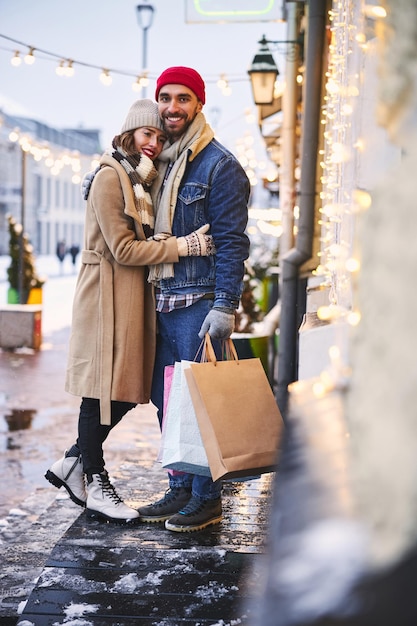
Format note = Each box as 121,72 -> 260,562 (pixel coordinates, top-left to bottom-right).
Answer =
45,99 -> 214,524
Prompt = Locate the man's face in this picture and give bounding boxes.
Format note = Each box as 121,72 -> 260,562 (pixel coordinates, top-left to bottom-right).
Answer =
157,84 -> 203,141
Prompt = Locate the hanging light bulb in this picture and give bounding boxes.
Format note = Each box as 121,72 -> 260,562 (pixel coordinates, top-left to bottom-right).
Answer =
19,136 -> 32,152
65,60 -> 74,77
216,73 -> 232,96
9,129 -> 19,143
99,69 -> 112,86
24,47 -> 35,65
132,77 -> 142,92
11,51 -> 22,67
363,4 -> 387,19
132,74 -> 148,92
56,60 -> 65,76
217,74 -> 228,90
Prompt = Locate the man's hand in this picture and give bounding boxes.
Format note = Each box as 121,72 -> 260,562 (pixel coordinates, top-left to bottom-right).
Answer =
198,308 -> 235,340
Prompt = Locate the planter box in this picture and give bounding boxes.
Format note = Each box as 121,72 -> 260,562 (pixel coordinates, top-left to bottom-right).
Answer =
7,287 -> 43,305
0,304 -> 42,351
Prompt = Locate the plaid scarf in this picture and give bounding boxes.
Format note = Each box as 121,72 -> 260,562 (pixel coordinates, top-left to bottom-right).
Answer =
108,145 -> 158,239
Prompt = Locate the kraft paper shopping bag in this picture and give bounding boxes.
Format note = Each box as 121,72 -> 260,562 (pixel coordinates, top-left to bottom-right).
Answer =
184,334 -> 284,481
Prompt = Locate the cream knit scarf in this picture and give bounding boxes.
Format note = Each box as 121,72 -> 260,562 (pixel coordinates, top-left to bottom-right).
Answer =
108,145 -> 158,239
148,112 -> 214,284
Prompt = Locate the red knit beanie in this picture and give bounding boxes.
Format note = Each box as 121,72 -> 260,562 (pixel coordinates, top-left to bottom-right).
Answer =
155,66 -> 206,104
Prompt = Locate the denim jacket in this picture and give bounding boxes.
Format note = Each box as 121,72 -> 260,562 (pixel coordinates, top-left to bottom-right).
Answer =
159,138 -> 250,310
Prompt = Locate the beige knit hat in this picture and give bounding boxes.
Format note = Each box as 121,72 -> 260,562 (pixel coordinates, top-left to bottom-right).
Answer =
120,99 -> 164,133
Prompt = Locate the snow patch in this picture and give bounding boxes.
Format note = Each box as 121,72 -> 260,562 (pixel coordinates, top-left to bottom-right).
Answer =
195,581 -> 234,600
50,601 -> 99,624
8,508 -> 28,517
111,570 -> 165,593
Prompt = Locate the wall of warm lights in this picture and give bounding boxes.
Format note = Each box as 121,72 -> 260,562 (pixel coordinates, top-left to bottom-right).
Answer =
297,0 -> 387,399
315,1 -> 386,328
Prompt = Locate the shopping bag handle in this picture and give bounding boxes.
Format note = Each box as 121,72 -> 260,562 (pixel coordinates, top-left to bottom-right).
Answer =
222,337 -> 239,362
203,333 -> 239,365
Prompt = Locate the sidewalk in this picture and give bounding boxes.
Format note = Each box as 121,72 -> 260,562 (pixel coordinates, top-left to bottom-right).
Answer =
17,474 -> 272,625
0,293 -> 274,625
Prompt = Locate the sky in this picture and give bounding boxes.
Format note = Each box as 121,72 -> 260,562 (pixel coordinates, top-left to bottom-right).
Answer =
0,0 -> 287,176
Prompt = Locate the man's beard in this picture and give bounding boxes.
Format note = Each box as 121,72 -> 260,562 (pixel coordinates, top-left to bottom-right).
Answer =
163,115 -> 193,142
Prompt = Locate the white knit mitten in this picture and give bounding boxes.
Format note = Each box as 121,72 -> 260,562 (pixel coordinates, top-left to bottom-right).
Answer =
177,225 -> 216,257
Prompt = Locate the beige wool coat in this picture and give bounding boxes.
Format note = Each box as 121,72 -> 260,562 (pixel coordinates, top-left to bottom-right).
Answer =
65,154 -> 179,425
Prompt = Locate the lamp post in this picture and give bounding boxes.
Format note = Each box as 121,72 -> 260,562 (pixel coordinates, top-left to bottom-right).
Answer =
136,2 -> 155,98
18,146 -> 27,304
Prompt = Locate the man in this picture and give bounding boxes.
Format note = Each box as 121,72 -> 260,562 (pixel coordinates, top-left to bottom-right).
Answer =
138,66 -> 250,532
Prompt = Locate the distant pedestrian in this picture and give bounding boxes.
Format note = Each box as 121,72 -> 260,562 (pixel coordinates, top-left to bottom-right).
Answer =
69,244 -> 80,272
56,240 -> 66,273
45,99 -> 215,525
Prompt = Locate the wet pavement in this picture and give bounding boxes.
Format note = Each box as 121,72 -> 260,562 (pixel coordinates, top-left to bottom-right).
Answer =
0,260 -> 275,625
0,255 -> 85,520
17,475 -> 272,625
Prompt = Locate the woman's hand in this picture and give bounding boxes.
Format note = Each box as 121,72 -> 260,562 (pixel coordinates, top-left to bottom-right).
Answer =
177,224 -> 216,257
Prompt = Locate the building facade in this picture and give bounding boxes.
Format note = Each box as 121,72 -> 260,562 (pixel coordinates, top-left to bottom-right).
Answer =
0,111 -> 101,256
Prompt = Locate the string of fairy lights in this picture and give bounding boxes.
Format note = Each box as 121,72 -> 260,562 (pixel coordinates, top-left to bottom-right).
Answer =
316,1 -> 387,324
0,33 -> 245,94
6,128 -> 94,186
309,0 -> 386,399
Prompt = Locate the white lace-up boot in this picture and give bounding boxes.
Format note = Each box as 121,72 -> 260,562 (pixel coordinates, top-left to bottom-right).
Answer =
86,471 -> 140,524
45,451 -> 87,507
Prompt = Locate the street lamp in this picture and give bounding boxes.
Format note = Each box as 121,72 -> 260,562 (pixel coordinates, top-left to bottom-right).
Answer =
248,36 -> 279,106
136,2 -> 155,98
248,34 -> 302,105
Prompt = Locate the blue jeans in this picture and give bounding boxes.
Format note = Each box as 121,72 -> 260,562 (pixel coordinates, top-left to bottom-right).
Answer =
151,299 -> 222,500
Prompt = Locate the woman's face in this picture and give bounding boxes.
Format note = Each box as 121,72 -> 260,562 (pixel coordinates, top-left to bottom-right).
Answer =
133,127 -> 167,161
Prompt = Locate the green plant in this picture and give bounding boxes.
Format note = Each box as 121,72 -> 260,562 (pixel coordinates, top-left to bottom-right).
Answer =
234,268 -> 265,333
6,215 -> 45,299
248,235 -> 279,281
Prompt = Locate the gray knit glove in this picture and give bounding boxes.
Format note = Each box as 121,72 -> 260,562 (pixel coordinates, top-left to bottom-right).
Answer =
177,224 -> 216,257
198,307 -> 235,340
81,167 -> 99,200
